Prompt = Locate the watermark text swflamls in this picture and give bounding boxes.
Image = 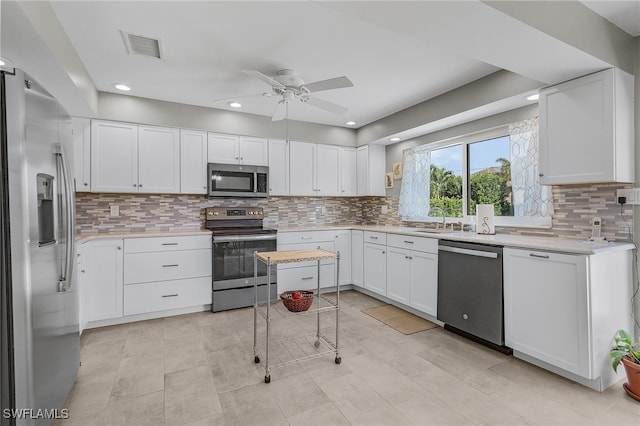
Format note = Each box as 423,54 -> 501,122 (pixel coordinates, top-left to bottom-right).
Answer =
2,408 -> 69,420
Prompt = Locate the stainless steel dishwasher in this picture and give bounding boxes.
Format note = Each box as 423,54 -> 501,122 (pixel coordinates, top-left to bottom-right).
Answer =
437,239 -> 509,352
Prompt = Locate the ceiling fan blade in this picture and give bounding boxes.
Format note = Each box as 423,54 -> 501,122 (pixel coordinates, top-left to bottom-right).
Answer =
242,70 -> 286,89
306,96 -> 348,115
303,76 -> 353,93
272,101 -> 287,121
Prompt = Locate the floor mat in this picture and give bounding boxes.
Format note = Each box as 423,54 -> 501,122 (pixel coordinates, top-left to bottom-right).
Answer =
361,304 -> 438,335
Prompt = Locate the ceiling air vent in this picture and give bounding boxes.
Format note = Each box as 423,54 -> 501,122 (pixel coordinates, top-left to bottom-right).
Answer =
121,31 -> 163,59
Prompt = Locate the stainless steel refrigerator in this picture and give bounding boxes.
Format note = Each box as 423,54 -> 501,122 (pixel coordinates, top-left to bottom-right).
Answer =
0,68 -> 79,425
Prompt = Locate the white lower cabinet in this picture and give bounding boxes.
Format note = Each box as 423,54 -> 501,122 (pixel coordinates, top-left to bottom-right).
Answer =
351,230 -> 364,287
81,239 -> 124,323
386,234 -> 438,315
123,235 -> 211,315
386,248 -> 410,304
364,242 -> 387,296
124,277 -> 211,316
503,247 -> 632,390
277,231 -> 336,293
333,230 -> 352,285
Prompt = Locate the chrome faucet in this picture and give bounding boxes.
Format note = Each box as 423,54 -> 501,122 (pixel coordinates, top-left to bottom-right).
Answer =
428,206 -> 447,229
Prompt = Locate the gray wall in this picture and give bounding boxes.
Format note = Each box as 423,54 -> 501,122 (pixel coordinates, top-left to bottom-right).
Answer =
383,104 -> 539,197
95,92 -> 358,146
356,70 -> 542,146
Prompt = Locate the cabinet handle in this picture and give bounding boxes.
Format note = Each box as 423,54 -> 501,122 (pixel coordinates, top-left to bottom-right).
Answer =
133,184 -> 137,187
162,264 -> 179,267
235,157 -> 239,160
203,186 -> 207,189
240,157 -> 243,160
538,173 -> 544,177
403,240 -> 414,244
408,256 -> 413,260
529,253 -> 550,259
370,236 -> 378,240
382,251 -> 386,254
301,236 -> 313,240
161,243 -> 179,246
80,269 -> 86,273
162,294 -> 179,298
83,182 -> 88,186
301,276 -> 314,280
139,184 -> 143,188
117,246 -> 121,250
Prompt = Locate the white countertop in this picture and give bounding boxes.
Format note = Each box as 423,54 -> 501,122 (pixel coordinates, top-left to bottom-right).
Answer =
277,225 -> 636,255
76,229 -> 211,244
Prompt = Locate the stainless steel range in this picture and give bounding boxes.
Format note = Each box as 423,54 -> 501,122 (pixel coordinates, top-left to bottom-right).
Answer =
205,207 -> 277,312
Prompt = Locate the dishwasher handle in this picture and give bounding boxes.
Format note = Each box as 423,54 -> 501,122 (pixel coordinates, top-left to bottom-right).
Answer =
439,245 -> 499,259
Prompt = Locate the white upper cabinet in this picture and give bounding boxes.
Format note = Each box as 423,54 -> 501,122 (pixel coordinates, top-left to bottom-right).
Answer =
239,136 -> 269,166
268,139 -> 289,195
91,120 -> 139,193
180,129 -> 208,194
207,133 -> 238,164
208,133 -> 268,166
290,141 -> 316,196
539,68 -> 634,185
290,141 -> 350,196
339,147 -> 357,196
71,117 -> 91,192
315,144 -> 340,196
91,121 -> 181,194
138,125 -> 181,193
357,145 -> 386,196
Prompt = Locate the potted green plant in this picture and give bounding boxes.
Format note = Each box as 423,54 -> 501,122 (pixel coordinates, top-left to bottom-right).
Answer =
610,329 -> 640,399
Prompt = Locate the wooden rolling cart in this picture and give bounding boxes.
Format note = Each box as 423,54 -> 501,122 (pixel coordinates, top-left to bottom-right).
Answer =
252,248 -> 341,383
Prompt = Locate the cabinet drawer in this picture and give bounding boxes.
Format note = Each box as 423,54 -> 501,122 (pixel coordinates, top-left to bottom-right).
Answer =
124,235 -> 211,253
124,277 -> 211,316
364,231 -> 386,245
276,241 -> 336,269
277,230 -> 335,245
387,233 -> 437,253
277,265 -> 335,294
124,249 -> 211,284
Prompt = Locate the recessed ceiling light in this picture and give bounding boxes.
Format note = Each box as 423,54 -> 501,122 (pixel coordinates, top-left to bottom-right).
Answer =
345,121 -> 356,126
525,93 -> 539,101
390,137 -> 401,142
228,102 -> 242,108
113,83 -> 131,91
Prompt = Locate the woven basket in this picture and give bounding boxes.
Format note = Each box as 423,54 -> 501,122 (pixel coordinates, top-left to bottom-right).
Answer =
280,290 -> 314,312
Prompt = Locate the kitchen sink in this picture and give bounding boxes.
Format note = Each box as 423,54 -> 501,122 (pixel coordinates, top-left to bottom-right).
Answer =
415,229 -> 455,234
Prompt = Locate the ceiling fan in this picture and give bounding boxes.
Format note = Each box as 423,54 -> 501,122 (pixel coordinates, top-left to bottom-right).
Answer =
216,69 -> 354,121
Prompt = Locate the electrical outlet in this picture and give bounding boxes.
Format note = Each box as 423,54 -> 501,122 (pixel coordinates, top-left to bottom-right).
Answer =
110,205 -> 119,217
617,188 -> 640,205
320,205 -> 326,216
381,205 -> 388,214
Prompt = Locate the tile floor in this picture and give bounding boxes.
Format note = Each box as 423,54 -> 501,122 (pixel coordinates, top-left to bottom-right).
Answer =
59,291 -> 639,426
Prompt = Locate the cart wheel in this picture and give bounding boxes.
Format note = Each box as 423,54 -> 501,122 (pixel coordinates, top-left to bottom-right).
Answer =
264,375 -> 271,383
314,340 -> 320,348
335,357 -> 342,364
254,356 -> 260,364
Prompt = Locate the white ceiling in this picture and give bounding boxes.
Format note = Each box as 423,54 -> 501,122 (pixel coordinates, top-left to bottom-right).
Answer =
581,1 -> 640,37
47,1 -> 638,129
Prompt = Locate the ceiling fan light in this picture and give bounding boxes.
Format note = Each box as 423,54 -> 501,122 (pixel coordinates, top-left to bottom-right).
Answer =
113,83 -> 131,91
345,121 -> 356,126
228,102 -> 242,108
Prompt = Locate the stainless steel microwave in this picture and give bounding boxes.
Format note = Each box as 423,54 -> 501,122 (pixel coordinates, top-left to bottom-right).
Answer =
207,163 -> 269,198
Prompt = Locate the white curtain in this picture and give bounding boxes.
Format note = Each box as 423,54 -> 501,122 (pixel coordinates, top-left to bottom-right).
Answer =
509,117 -> 554,218
399,146 -> 431,220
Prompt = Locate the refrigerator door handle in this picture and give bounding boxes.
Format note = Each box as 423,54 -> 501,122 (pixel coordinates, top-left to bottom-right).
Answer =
55,143 -> 75,292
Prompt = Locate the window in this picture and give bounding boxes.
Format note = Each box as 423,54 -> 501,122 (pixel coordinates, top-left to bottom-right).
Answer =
399,117 -> 553,228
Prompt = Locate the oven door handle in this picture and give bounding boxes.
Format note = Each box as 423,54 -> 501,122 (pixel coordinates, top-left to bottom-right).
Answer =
213,234 -> 277,243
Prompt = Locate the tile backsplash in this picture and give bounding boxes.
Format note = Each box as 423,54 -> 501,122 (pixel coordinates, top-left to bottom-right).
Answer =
76,183 -> 633,241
